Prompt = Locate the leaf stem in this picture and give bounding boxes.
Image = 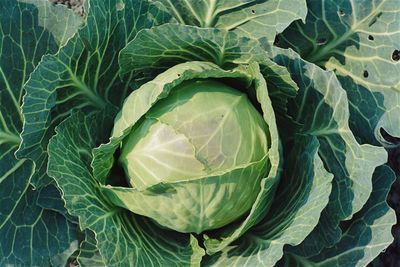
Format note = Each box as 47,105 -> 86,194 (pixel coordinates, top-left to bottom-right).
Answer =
204,0 -> 217,27
0,130 -> 21,145
0,67 -> 23,122
69,72 -> 107,109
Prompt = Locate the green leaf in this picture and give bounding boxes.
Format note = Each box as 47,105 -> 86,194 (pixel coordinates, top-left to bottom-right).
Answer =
152,0 -> 307,47
260,58 -> 299,121
204,135 -> 333,266
50,239 -> 79,267
280,165 -> 396,267
102,154 -> 270,233
75,230 -> 106,267
277,0 -> 400,146
16,0 -> 171,188
119,23 -> 266,76
0,1 -> 79,265
19,0 -> 84,46
203,63 -> 281,254
48,111 -> 205,266
273,48 -> 388,256
0,157 -> 78,266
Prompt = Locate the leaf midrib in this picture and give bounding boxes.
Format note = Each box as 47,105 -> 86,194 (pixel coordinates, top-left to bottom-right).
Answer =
306,0 -> 387,63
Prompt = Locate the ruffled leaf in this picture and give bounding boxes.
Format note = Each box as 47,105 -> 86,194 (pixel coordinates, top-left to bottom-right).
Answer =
152,0 -> 307,50
16,0 -> 171,187
277,0 -> 400,146
279,165 -> 396,266
0,1 -> 79,265
119,23 -> 266,76
274,48 -> 387,256
204,135 -> 333,266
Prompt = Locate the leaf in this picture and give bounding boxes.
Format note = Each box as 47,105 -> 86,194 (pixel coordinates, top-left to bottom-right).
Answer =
75,230 -> 106,267
0,157 -> 78,266
277,0 -> 400,146
260,58 -> 299,119
273,48 -> 388,256
204,135 -> 333,266
19,0 -> 84,46
102,155 -> 269,233
202,63 -> 281,254
152,0 -> 307,48
279,165 -> 396,267
50,240 -> 79,267
0,0 -> 79,265
119,23 -> 266,76
48,111 -> 205,266
16,0 -> 171,188
37,184 -> 78,223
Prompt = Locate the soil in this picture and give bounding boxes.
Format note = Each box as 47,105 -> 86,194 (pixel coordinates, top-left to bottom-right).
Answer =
49,0 -> 84,16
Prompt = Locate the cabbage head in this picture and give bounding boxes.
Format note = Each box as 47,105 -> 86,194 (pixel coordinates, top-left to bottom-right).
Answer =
117,80 -> 270,233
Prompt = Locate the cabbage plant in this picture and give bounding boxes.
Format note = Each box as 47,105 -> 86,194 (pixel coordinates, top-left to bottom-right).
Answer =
0,0 -> 399,266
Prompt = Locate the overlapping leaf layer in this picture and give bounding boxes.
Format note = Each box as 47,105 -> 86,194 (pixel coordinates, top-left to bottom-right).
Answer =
0,0 -> 398,266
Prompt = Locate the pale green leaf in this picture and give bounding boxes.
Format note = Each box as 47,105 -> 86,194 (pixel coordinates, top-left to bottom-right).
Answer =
19,0 -> 84,45
152,0 -> 307,48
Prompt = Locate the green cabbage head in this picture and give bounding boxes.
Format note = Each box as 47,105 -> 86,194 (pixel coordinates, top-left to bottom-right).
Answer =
116,80 -> 271,233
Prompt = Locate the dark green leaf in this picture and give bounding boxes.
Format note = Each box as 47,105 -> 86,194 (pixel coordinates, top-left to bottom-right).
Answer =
17,0 -> 171,188
119,23 -> 266,76
274,48 -> 387,256
153,0 -> 307,48
0,1 -> 80,265
204,135 -> 333,266
277,0 -> 400,146
280,165 -> 396,266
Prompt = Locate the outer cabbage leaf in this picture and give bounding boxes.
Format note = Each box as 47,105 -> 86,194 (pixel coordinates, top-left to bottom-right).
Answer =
203,135 -> 333,266
0,0 -> 81,265
279,165 -> 396,267
119,23 -> 266,76
273,48 -> 388,256
151,0 -> 307,52
260,59 -> 299,127
19,0 -> 84,46
36,184 -> 78,224
48,110 -> 205,267
16,0 -> 171,188
74,230 -> 106,267
277,0 -> 400,146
